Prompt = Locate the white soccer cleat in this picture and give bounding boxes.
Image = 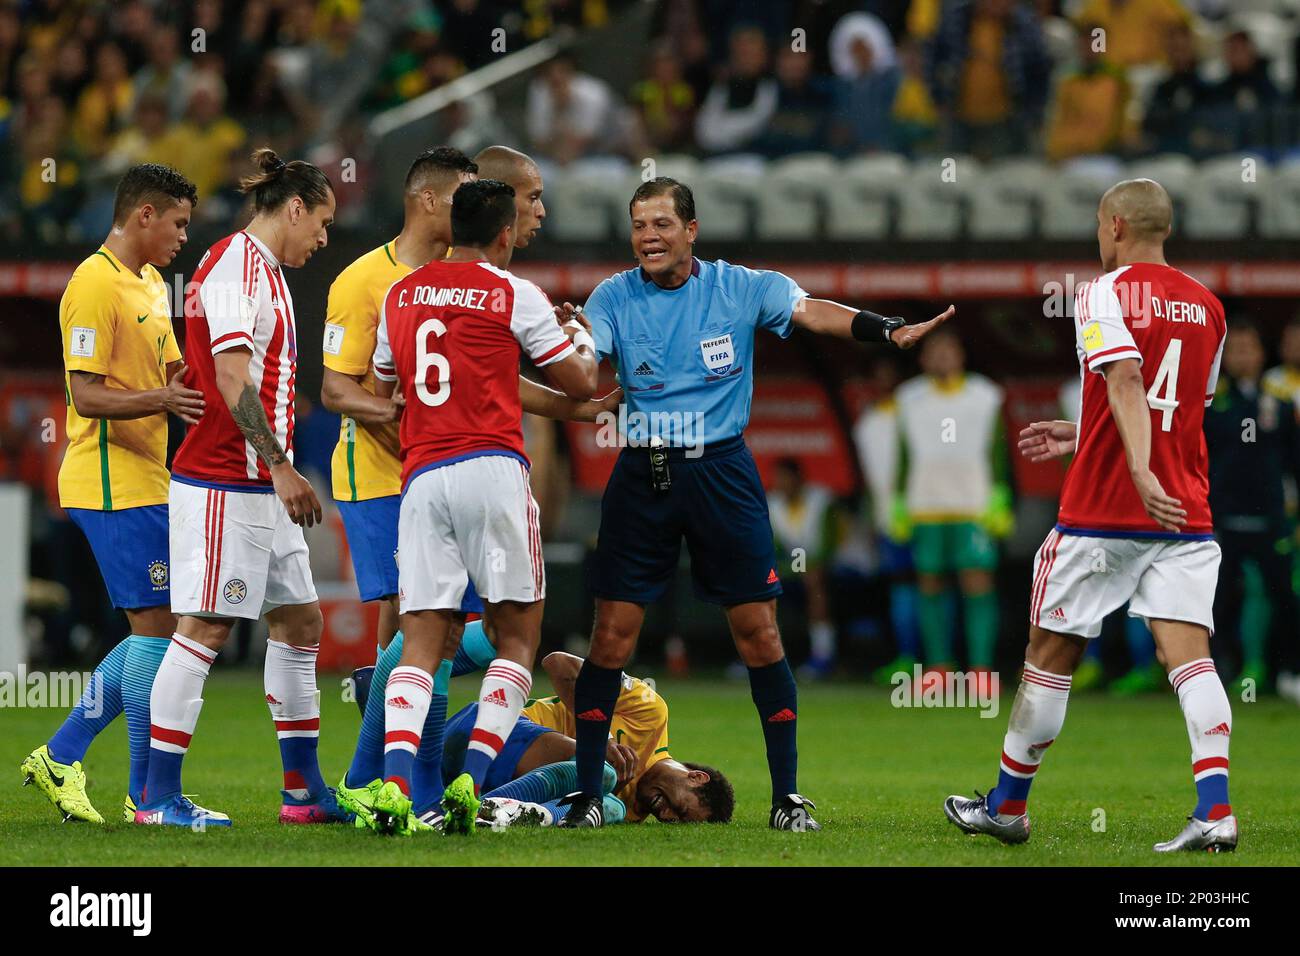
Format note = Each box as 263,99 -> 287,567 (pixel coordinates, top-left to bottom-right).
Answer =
478,797 -> 553,829
943,791 -> 1030,845
1153,814 -> 1238,853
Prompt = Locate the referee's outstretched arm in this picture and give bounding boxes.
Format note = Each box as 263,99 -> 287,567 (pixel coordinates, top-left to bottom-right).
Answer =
792,298 -> 957,350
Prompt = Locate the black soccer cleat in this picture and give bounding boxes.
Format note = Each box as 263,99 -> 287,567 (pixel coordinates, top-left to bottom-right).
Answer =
555,791 -> 604,829
770,793 -> 821,831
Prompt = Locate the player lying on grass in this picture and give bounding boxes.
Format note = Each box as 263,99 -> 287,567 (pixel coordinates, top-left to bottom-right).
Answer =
22,164 -> 202,825
944,179 -> 1237,853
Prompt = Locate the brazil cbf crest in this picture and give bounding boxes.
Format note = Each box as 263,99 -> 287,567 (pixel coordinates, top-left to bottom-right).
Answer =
148,560 -> 169,590
700,332 -> 734,375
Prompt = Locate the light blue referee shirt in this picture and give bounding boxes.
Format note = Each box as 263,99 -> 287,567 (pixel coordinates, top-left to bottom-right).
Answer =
584,258 -> 807,448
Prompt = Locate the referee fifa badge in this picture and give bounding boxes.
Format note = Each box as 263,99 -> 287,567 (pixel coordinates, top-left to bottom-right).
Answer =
649,436 -> 672,493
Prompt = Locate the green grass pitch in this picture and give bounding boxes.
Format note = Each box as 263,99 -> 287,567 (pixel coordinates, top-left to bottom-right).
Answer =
2,671 -> 1296,866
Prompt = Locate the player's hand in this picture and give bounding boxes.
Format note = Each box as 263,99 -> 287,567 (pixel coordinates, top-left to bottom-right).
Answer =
271,462 -> 323,528
379,389 -> 406,424
555,302 -> 589,331
888,304 -> 955,350
596,386 -> 623,415
605,740 -> 638,790
159,365 -> 205,425
1018,420 -> 1078,462
1131,468 -> 1186,531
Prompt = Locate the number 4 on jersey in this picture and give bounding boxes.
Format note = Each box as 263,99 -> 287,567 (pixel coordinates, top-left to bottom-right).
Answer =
1146,338 -> 1181,432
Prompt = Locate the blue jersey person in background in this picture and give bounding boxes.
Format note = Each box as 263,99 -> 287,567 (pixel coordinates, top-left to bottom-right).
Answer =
558,177 -> 955,829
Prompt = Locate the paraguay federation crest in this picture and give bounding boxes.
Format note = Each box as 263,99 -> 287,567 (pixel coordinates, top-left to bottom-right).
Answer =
700,332 -> 734,376
223,579 -> 248,605
148,560 -> 169,589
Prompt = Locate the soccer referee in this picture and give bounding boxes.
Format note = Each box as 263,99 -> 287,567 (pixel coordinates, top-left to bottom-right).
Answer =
559,178 -> 954,829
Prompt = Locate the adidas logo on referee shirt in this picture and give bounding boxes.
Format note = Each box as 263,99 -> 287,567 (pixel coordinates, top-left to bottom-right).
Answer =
633,361 -> 654,376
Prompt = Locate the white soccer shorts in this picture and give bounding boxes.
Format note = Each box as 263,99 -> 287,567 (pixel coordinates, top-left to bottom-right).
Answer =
1029,529 -> 1220,638
397,454 -> 544,613
169,479 -> 318,620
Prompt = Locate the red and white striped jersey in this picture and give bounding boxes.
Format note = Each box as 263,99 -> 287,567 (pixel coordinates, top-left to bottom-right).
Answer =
1057,262 -> 1226,537
373,258 -> 574,491
173,231 -> 298,489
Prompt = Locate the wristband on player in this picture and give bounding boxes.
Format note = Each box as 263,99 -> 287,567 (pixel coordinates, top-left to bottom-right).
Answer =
571,328 -> 595,354
852,310 -> 906,347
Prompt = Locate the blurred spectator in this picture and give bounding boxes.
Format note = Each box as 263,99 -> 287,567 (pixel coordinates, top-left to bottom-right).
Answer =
928,0 -> 1051,159
768,458 -> 840,678
111,0 -> 159,73
0,4 -> 22,101
50,37 -> 90,107
1204,321 -> 1300,695
18,95 -> 83,242
829,26 -> 900,154
1074,0 -> 1192,68
525,52 -> 619,164
630,44 -> 698,154
1143,21 -> 1213,155
695,25 -> 777,154
756,46 -> 831,157
891,37 -> 939,156
72,42 -> 133,160
441,0 -> 502,71
1262,316 -> 1300,408
154,73 -> 246,213
829,11 -> 897,78
1203,30 -> 1279,153
1044,23 -> 1130,162
133,27 -> 194,121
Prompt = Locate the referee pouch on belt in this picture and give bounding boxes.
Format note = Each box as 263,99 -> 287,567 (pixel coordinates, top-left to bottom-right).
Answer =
648,436 -> 671,493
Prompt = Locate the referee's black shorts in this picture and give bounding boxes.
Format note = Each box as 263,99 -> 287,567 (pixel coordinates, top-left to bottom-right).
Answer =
588,436 -> 783,606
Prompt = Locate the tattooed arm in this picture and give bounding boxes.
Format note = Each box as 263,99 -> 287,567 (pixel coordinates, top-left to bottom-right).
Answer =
214,349 -> 322,526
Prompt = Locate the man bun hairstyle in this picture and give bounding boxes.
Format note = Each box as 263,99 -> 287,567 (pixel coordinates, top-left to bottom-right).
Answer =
451,179 -> 517,247
630,176 -> 695,224
682,762 -> 735,823
239,147 -> 332,213
113,163 -> 198,225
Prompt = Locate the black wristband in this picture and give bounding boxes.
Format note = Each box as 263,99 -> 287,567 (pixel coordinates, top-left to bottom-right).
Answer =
852,310 -> 904,346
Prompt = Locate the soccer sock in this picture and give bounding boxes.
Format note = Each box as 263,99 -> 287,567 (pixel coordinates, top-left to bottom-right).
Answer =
144,633 -> 215,805
986,662 -> 1071,817
891,581 -> 921,659
918,590 -> 954,665
47,637 -> 128,765
346,630 -> 404,788
382,665 -> 433,796
461,659 -> 532,793
964,590 -> 999,668
573,660 -> 621,796
749,658 -> 799,802
122,635 -> 169,803
264,639 -> 325,800
1169,658 -> 1232,821
410,659 -> 452,814
451,620 -> 496,677
483,760 -> 619,804
809,621 -> 835,661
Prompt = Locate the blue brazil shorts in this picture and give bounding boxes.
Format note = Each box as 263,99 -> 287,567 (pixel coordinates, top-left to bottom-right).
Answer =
67,504 -> 171,609
441,702 -> 555,792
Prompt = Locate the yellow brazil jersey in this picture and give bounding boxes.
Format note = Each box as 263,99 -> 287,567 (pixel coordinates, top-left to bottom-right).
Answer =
523,673 -> 671,823
58,247 -> 180,511
325,242 -> 410,501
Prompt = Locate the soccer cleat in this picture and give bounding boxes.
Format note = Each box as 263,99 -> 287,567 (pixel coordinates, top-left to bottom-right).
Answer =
335,774 -> 383,830
20,745 -> 103,824
1154,814 -> 1238,853
134,793 -> 232,829
943,790 -> 1029,844
368,780 -> 413,836
872,654 -> 918,688
556,791 -> 604,828
413,809 -> 443,832
1231,663 -> 1266,700
770,793 -> 821,831
279,787 -> 355,824
351,665 -> 376,716
123,794 -> 137,823
1110,662 -> 1165,696
478,797 -> 553,829
1072,656 -> 1104,692
440,772 -> 481,836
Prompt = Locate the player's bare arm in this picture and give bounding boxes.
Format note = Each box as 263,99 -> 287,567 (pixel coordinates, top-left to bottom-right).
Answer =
68,365 -> 205,425
791,297 -> 957,349
1102,358 -> 1186,531
215,348 -> 323,527
319,367 -> 404,425
520,376 -> 622,422
1018,420 -> 1078,462
542,332 -> 599,399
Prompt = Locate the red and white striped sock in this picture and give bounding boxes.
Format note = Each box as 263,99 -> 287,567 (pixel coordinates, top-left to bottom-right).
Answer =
988,662 -> 1071,816
149,633 -> 216,758
264,639 -> 324,799
383,665 -> 433,796
1169,658 -> 1232,820
462,659 -> 533,791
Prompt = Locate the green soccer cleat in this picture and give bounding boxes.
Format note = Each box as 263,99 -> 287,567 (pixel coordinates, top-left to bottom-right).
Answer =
1109,662 -> 1165,697
1072,656 -> 1104,692
368,781 -> 413,836
123,794 -> 136,823
440,772 -> 481,836
20,745 -> 103,824
335,774 -> 383,830
1231,662 -> 1267,699
872,654 -> 918,688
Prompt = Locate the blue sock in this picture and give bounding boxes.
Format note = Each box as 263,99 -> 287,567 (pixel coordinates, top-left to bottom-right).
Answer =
485,760 -> 618,804
346,631 -> 404,788
47,637 -> 128,765
986,769 -> 1034,819
121,636 -> 168,803
452,620 -> 495,677
411,660 -> 451,814
534,794 -> 625,825
749,658 -> 799,802
573,661 -> 621,796
891,582 -> 921,658
1194,772 -> 1231,822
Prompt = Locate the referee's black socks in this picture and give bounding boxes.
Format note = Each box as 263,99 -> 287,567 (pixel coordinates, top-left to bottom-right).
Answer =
573,660 -> 622,797
748,659 -> 800,803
